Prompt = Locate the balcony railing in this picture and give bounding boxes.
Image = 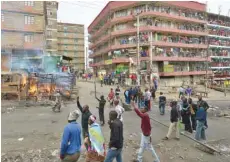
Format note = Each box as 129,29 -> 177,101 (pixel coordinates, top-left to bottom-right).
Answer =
159,71 -> 212,76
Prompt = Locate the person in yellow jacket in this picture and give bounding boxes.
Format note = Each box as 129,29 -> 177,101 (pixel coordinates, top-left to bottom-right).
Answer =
99,74 -> 103,87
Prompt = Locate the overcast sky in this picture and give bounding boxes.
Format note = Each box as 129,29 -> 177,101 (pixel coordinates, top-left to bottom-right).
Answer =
57,0 -> 230,36
57,0 -> 230,65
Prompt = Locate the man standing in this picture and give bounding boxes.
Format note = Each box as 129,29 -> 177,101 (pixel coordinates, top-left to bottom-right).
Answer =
76,97 -> 92,138
99,74 -> 103,87
178,86 -> 185,99
131,101 -> 160,162
114,100 -> 125,122
60,110 -> 81,162
159,92 -> 166,115
95,95 -> 106,126
197,95 -> 209,128
115,86 -> 121,99
104,111 -> 123,162
144,88 -> 151,111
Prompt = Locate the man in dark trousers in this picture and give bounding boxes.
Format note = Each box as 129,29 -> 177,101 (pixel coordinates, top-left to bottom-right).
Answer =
76,97 -> 92,139
95,95 -> 106,126
159,92 -> 166,115
131,101 -> 160,162
104,111 -> 123,162
197,95 -> 209,128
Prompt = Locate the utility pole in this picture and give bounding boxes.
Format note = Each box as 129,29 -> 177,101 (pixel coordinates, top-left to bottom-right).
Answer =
136,14 -> 140,86
149,32 -> 153,87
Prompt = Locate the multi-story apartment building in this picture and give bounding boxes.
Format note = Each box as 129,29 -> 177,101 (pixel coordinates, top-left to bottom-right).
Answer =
1,1 -> 46,71
88,1 -> 212,86
207,13 -> 230,84
57,22 -> 85,71
44,1 -> 58,55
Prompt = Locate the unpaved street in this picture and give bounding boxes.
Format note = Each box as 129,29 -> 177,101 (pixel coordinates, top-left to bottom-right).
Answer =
1,81 -> 230,162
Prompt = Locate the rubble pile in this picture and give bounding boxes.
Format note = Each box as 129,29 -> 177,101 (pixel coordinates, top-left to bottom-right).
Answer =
1,148 -> 87,162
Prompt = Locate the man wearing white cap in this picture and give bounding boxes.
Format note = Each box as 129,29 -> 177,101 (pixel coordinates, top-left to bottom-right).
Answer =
60,110 -> 81,162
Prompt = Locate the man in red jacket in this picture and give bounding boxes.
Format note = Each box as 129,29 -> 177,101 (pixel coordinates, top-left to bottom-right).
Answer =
131,101 -> 160,162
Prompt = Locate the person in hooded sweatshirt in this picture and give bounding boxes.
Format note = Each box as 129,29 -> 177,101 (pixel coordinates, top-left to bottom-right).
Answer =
60,110 -> 81,162
195,106 -> 206,141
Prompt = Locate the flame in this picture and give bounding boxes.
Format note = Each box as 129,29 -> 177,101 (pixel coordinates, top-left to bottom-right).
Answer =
21,75 -> 27,86
28,78 -> 37,95
29,84 -> 37,94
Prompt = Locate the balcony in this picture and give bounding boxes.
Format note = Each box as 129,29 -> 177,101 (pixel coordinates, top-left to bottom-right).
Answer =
153,41 -> 208,49
159,71 -> 212,76
89,47 -> 110,58
141,56 -> 209,62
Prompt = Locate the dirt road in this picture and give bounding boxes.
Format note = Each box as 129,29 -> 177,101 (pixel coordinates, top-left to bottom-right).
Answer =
1,81 -> 230,162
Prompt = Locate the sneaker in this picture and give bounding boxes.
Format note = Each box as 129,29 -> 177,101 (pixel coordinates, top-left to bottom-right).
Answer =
162,137 -> 168,140
175,137 -> 180,141
193,130 -> 196,133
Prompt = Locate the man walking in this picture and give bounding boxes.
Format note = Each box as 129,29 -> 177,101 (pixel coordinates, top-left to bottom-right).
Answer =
197,95 -> 209,128
95,95 -> 106,126
131,101 -> 160,162
76,97 -> 92,139
60,110 -> 81,162
104,111 -> 123,162
114,100 -> 125,122
163,100 -> 180,140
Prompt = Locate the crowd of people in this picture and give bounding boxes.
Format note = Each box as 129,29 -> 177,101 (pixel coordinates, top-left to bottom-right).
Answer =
59,80 -> 210,162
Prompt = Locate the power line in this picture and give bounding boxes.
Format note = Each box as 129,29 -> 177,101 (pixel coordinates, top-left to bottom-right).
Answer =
76,1 -> 105,7
61,1 -> 100,10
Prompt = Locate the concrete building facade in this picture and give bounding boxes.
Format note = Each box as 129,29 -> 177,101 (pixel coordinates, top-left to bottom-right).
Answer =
44,1 -> 58,55
88,1 -> 212,86
57,22 -> 85,71
1,1 -> 46,71
207,13 -> 230,84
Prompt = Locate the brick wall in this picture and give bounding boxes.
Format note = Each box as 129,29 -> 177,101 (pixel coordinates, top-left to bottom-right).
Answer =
1,31 -> 44,49
1,12 -> 44,32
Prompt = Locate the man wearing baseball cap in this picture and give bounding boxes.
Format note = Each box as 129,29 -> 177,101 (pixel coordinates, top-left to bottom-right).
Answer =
60,110 -> 81,162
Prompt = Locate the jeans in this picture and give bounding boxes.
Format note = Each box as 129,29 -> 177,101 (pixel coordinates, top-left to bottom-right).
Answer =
191,115 -> 196,130
166,122 -> 180,139
195,120 -> 206,141
62,152 -> 80,162
98,108 -> 105,124
104,148 -> 122,162
137,134 -> 160,162
159,103 -> 165,115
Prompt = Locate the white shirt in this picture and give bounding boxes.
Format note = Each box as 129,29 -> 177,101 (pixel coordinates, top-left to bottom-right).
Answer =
144,91 -> 151,101
115,105 -> 125,122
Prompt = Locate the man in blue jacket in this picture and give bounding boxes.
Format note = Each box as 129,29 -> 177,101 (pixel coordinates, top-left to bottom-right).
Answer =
60,110 -> 81,162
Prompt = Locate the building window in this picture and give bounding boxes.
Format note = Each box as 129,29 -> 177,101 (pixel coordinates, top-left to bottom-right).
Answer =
47,10 -> 52,16
25,1 -> 34,6
64,32 -> 67,36
47,30 -> 52,36
64,51 -> 67,55
48,20 -> 53,26
64,39 -> 67,43
74,39 -> 78,42
74,46 -> 77,50
64,45 -> 68,49
24,34 -> 34,42
1,13 -> 4,22
25,15 -> 34,25
64,26 -> 68,30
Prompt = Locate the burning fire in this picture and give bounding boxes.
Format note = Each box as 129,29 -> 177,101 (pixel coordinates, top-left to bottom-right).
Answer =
21,74 -> 27,87
28,78 -> 37,95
